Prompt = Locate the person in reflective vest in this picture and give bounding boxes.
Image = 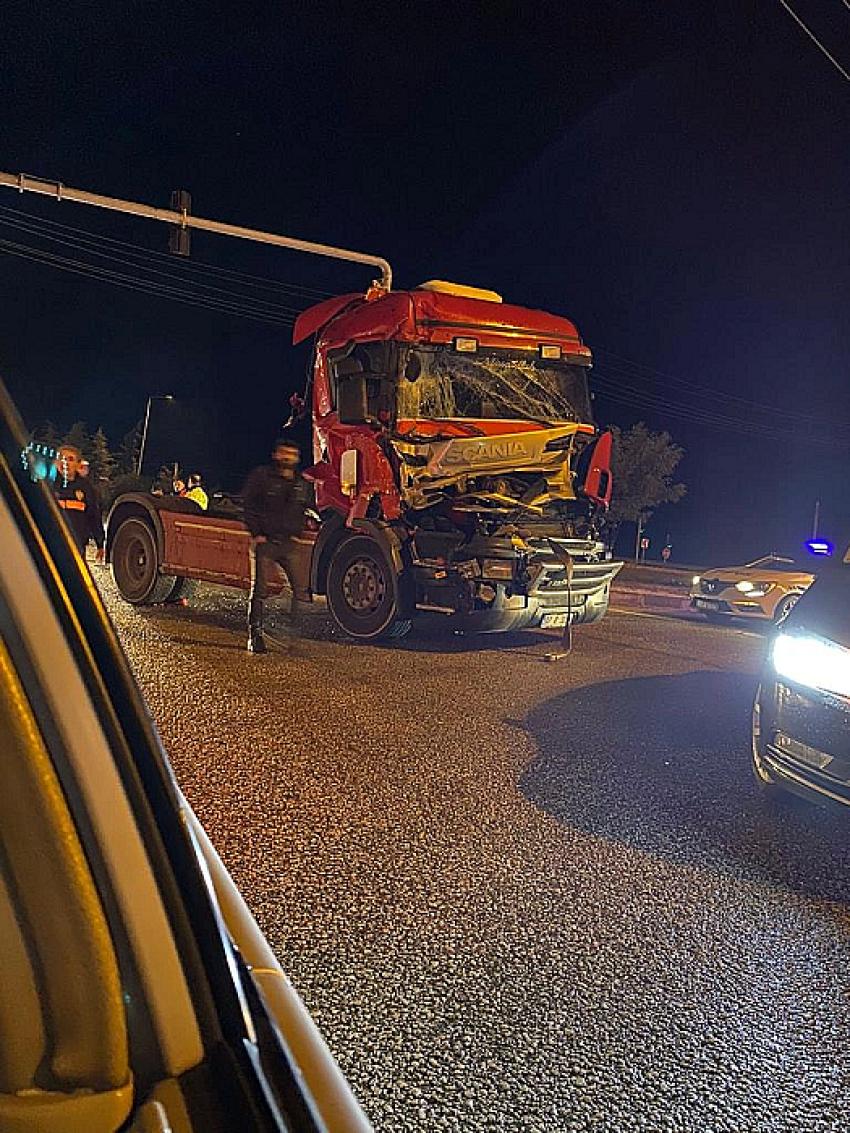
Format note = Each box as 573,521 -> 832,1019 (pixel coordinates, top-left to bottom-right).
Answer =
186,473 -> 209,510
52,444 -> 105,561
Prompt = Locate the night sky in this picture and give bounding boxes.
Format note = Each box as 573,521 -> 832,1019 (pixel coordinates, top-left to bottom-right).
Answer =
1,1 -> 848,563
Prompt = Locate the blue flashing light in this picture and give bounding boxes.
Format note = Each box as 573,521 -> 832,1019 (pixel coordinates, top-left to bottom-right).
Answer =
805,539 -> 833,557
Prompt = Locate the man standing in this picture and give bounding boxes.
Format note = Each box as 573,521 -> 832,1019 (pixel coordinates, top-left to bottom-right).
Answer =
53,444 -> 105,562
243,439 -> 311,653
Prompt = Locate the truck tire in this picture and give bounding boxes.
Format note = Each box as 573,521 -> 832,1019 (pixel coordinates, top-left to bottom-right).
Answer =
111,516 -> 176,605
165,576 -> 196,604
326,534 -> 412,640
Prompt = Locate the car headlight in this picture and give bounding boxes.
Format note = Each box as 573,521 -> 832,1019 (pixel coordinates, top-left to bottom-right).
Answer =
772,632 -> 850,699
691,575 -> 701,586
740,581 -> 774,598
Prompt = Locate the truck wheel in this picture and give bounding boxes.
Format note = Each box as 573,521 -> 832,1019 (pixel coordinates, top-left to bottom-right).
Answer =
111,517 -> 175,605
326,534 -> 412,640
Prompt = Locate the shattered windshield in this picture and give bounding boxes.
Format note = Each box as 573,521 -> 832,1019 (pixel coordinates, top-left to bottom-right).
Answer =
396,346 -> 593,424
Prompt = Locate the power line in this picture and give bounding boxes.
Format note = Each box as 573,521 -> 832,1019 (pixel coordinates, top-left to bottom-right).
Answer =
591,368 -> 850,448
593,347 -> 838,426
0,238 -> 295,327
591,363 -> 850,439
0,201 -> 333,302
593,373 -> 793,438
776,0 -> 850,83
0,211 -> 307,318
592,368 -> 821,434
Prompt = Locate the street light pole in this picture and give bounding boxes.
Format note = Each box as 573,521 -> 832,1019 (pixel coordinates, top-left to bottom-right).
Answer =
137,395 -> 173,477
812,499 -> 821,540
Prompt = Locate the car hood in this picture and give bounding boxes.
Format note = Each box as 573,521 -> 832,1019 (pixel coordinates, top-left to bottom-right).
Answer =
702,566 -> 814,585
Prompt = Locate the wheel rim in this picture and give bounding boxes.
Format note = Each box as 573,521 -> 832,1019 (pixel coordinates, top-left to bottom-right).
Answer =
777,594 -> 799,622
124,535 -> 151,587
114,522 -> 156,601
341,556 -> 386,615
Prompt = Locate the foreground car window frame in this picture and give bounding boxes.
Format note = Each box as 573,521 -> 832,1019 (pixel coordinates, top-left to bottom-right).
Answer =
0,378 -> 358,1131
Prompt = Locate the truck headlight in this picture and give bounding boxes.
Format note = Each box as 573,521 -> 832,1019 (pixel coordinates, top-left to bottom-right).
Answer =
691,575 -> 701,586
772,632 -> 850,699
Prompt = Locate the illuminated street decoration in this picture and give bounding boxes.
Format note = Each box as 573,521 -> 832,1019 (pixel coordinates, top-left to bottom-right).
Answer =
21,440 -> 59,484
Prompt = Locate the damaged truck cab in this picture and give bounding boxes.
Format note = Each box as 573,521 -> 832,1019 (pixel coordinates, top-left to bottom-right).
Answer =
108,280 -> 622,641
294,280 -> 622,638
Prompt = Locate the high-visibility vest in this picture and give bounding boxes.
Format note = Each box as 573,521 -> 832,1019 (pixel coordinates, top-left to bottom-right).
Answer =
186,486 -> 208,510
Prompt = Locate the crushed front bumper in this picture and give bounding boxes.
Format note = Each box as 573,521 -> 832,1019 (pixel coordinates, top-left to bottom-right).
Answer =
413,536 -> 623,633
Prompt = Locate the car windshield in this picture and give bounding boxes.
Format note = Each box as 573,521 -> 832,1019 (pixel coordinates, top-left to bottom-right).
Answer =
396,345 -> 593,424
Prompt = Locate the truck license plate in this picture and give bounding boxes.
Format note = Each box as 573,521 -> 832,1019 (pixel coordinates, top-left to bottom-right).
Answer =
542,613 -> 569,628
695,599 -> 718,611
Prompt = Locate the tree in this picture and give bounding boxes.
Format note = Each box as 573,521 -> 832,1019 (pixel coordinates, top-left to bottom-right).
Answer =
63,420 -> 92,456
101,472 -> 147,511
89,427 -> 116,484
604,423 -> 686,553
34,419 -> 60,450
116,421 -> 142,475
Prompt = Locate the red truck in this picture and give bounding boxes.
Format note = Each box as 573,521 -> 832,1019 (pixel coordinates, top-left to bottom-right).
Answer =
107,280 -> 622,639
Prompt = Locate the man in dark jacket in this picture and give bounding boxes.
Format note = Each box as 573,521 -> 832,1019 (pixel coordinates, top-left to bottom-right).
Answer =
243,439 -> 311,653
52,444 -> 105,562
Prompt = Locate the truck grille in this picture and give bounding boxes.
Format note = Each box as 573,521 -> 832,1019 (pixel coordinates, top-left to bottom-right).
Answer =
525,537 -> 623,598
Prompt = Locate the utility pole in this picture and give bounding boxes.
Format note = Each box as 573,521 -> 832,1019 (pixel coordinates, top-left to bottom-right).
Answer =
0,170 -> 392,290
634,516 -> 643,562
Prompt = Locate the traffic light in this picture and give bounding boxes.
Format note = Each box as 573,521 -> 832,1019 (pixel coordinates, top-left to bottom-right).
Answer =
168,189 -> 192,256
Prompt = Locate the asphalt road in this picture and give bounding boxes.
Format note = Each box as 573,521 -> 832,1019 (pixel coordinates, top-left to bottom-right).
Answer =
101,577 -> 850,1133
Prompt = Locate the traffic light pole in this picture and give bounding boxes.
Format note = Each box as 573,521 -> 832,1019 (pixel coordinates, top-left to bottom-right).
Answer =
0,170 -> 393,290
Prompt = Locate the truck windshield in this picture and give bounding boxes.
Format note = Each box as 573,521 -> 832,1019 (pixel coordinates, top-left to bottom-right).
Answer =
396,346 -> 593,424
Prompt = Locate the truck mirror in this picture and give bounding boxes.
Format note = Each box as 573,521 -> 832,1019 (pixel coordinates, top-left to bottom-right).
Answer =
337,376 -> 369,424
